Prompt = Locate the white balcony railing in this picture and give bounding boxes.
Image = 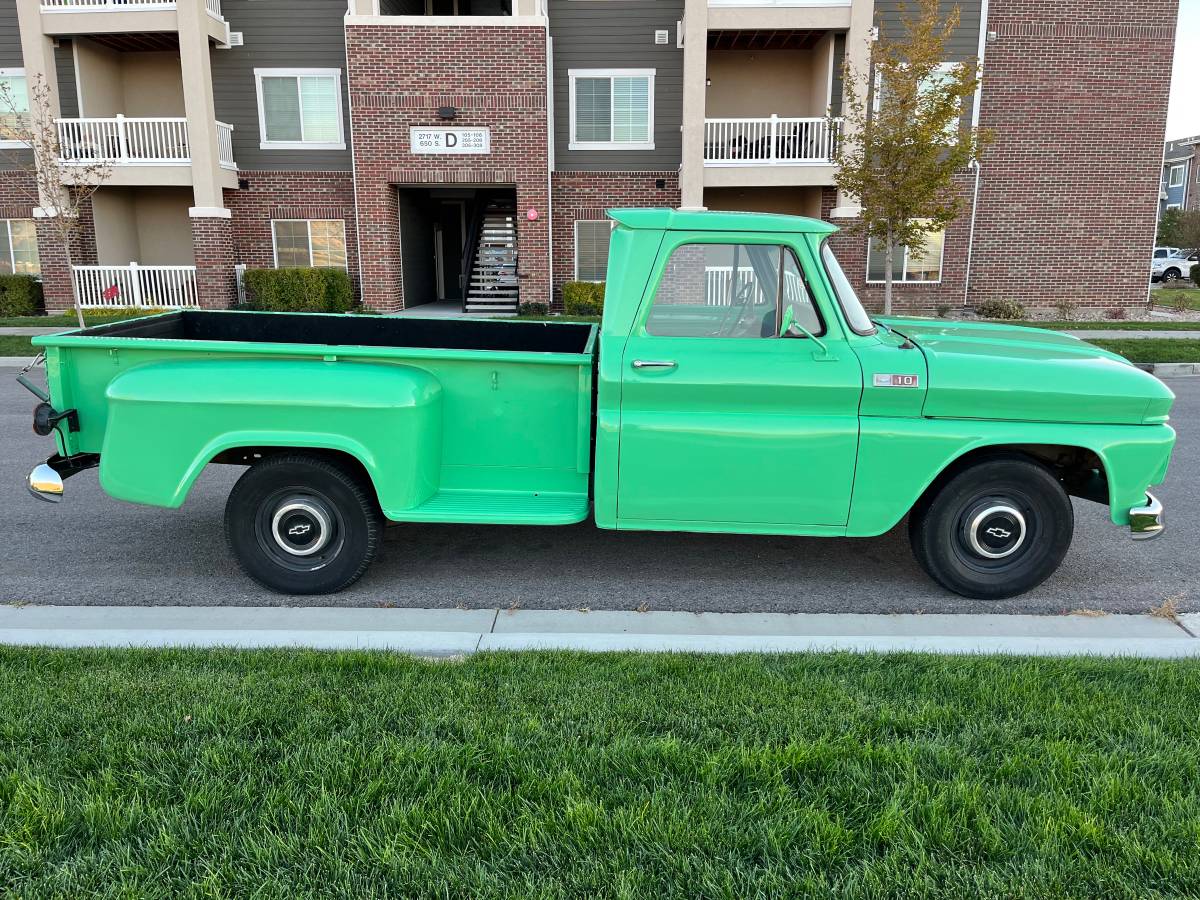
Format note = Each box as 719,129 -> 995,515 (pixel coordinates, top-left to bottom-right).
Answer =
709,0 -> 850,6
705,266 -> 806,306
216,121 -> 235,169
704,115 -> 841,166
58,116 -> 190,165
41,0 -> 177,10
74,264 -> 199,308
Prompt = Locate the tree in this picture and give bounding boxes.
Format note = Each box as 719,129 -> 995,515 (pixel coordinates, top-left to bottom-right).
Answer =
832,0 -> 989,314
1,74 -> 111,328
1158,209 -> 1200,251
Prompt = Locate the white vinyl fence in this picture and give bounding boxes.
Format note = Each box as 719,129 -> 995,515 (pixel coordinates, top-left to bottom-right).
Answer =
73,264 -> 199,309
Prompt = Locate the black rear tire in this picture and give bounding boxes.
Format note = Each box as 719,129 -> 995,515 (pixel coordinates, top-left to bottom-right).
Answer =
224,453 -> 383,595
909,455 -> 1074,600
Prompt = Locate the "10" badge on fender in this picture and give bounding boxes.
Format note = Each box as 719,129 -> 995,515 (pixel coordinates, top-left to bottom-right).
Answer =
873,373 -> 920,388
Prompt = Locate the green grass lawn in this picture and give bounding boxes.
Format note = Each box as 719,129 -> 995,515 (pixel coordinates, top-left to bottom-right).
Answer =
2,648 -> 1199,897
1151,288 -> 1200,311
1089,338 -> 1200,364
0,335 -> 34,356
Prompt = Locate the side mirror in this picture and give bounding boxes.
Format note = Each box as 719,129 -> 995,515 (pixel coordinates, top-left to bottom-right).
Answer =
779,306 -> 833,360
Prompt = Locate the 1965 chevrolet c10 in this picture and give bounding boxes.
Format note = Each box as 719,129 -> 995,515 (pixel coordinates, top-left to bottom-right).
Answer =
22,209 -> 1174,599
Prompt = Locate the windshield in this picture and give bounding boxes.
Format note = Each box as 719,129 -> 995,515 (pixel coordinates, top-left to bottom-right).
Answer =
820,241 -> 876,335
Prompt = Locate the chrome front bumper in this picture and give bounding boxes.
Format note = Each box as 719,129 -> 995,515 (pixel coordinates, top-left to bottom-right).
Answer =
1129,492 -> 1165,541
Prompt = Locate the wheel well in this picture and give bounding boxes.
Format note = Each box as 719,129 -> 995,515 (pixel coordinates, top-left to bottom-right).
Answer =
916,444 -> 1109,512
210,446 -> 380,505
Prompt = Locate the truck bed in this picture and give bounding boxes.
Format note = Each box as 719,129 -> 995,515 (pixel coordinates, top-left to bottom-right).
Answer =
76,309 -> 595,355
35,310 -> 598,526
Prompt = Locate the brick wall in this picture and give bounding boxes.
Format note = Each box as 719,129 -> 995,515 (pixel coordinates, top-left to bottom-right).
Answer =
224,170 -> 359,297
345,24 -> 550,312
191,215 -> 236,309
551,171 -> 680,305
33,195 -> 96,313
969,0 -> 1177,310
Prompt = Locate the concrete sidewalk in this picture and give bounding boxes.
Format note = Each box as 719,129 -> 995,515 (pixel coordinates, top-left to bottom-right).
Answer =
2,606 -> 1197,658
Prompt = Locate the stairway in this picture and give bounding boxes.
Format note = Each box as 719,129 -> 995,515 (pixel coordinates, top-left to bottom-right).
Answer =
464,202 -> 519,314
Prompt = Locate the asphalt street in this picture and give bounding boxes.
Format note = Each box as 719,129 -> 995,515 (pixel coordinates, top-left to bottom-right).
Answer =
1,366 -> 1195,615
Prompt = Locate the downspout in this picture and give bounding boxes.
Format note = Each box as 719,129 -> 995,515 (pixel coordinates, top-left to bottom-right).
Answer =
545,12 -> 554,309
344,0 -> 369,309
962,0 -> 989,309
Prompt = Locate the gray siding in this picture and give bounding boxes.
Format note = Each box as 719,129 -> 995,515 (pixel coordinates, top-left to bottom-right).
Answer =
210,0 -> 351,171
875,0 -> 983,60
56,41 -> 78,118
831,32 -> 845,117
550,0 -> 683,172
0,0 -> 20,69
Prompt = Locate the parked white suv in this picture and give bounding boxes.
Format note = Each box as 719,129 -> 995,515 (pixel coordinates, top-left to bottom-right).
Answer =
1152,249 -> 1198,284
1154,246 -> 1181,260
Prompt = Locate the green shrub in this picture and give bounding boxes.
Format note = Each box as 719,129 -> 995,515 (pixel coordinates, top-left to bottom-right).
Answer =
518,301 -> 549,318
242,267 -> 354,313
0,274 -> 44,317
935,304 -> 952,318
1192,263 -> 1200,289
563,281 -> 605,316
1105,306 -> 1128,321
976,299 -> 1026,320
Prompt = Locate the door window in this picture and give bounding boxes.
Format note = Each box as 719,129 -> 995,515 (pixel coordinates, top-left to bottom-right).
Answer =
645,243 -> 823,338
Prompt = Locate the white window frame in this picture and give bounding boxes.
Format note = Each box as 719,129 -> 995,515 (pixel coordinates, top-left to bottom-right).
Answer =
0,68 -> 29,150
1168,165 -> 1186,188
872,62 -> 962,135
271,219 -> 348,269
866,225 -> 946,285
0,218 -> 39,276
254,68 -> 345,151
1165,203 -> 1182,211
574,219 -> 614,282
568,68 -> 655,151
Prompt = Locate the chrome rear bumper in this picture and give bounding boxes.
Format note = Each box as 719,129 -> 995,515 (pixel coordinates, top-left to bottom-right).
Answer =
1129,492 -> 1165,541
27,463 -> 64,503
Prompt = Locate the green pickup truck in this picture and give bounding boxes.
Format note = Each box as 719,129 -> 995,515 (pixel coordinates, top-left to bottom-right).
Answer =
22,209 -> 1174,599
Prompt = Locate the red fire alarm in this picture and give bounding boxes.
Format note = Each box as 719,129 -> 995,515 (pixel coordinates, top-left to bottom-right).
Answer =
526,207 -> 538,221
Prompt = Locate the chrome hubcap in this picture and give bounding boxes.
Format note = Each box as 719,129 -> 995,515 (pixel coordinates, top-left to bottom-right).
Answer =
270,498 -> 332,557
965,503 -> 1027,559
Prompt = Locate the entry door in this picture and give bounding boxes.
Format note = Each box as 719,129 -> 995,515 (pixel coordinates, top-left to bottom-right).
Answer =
616,239 -> 862,529
435,201 -> 465,301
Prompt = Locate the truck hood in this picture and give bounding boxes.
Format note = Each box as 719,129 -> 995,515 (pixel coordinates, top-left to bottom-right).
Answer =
876,317 -> 1174,425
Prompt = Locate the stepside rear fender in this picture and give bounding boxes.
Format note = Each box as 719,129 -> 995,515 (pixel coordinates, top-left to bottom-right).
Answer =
847,417 -> 1176,536
100,358 -> 442,510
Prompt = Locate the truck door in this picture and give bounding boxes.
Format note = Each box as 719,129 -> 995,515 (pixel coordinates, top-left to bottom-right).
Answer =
616,236 -> 862,529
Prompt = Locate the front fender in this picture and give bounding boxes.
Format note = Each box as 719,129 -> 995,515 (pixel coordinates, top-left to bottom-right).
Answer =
847,418 -> 1176,536
99,358 -> 442,511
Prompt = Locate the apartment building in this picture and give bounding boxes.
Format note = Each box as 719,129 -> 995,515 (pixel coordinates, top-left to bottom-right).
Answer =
1161,135 -> 1198,214
0,0 -> 1178,315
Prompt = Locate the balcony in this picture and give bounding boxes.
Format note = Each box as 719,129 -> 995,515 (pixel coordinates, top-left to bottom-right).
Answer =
56,117 -> 235,184
705,116 -> 840,166
706,0 -> 850,30
40,0 -> 223,17
73,263 -> 198,308
37,0 -> 228,42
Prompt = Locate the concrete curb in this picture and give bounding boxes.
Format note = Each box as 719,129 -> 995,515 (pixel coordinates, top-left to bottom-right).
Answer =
1,607 -> 1195,659
1137,362 -> 1200,377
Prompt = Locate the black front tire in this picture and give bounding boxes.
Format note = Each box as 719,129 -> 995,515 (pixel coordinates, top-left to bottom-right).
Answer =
224,453 -> 383,595
909,455 -> 1074,600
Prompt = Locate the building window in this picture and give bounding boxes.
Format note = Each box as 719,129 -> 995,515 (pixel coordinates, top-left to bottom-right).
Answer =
569,69 -> 654,151
0,219 -> 39,276
866,224 -> 945,283
574,220 -> 612,282
255,69 -> 345,150
1166,203 -> 1181,211
271,220 -> 347,268
1168,165 -> 1186,188
873,62 -> 962,139
0,69 -> 29,147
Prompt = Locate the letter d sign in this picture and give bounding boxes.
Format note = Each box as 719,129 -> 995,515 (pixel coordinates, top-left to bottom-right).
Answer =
445,133 -> 458,148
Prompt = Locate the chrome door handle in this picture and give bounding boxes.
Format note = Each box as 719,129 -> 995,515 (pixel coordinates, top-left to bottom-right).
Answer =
632,359 -> 677,370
